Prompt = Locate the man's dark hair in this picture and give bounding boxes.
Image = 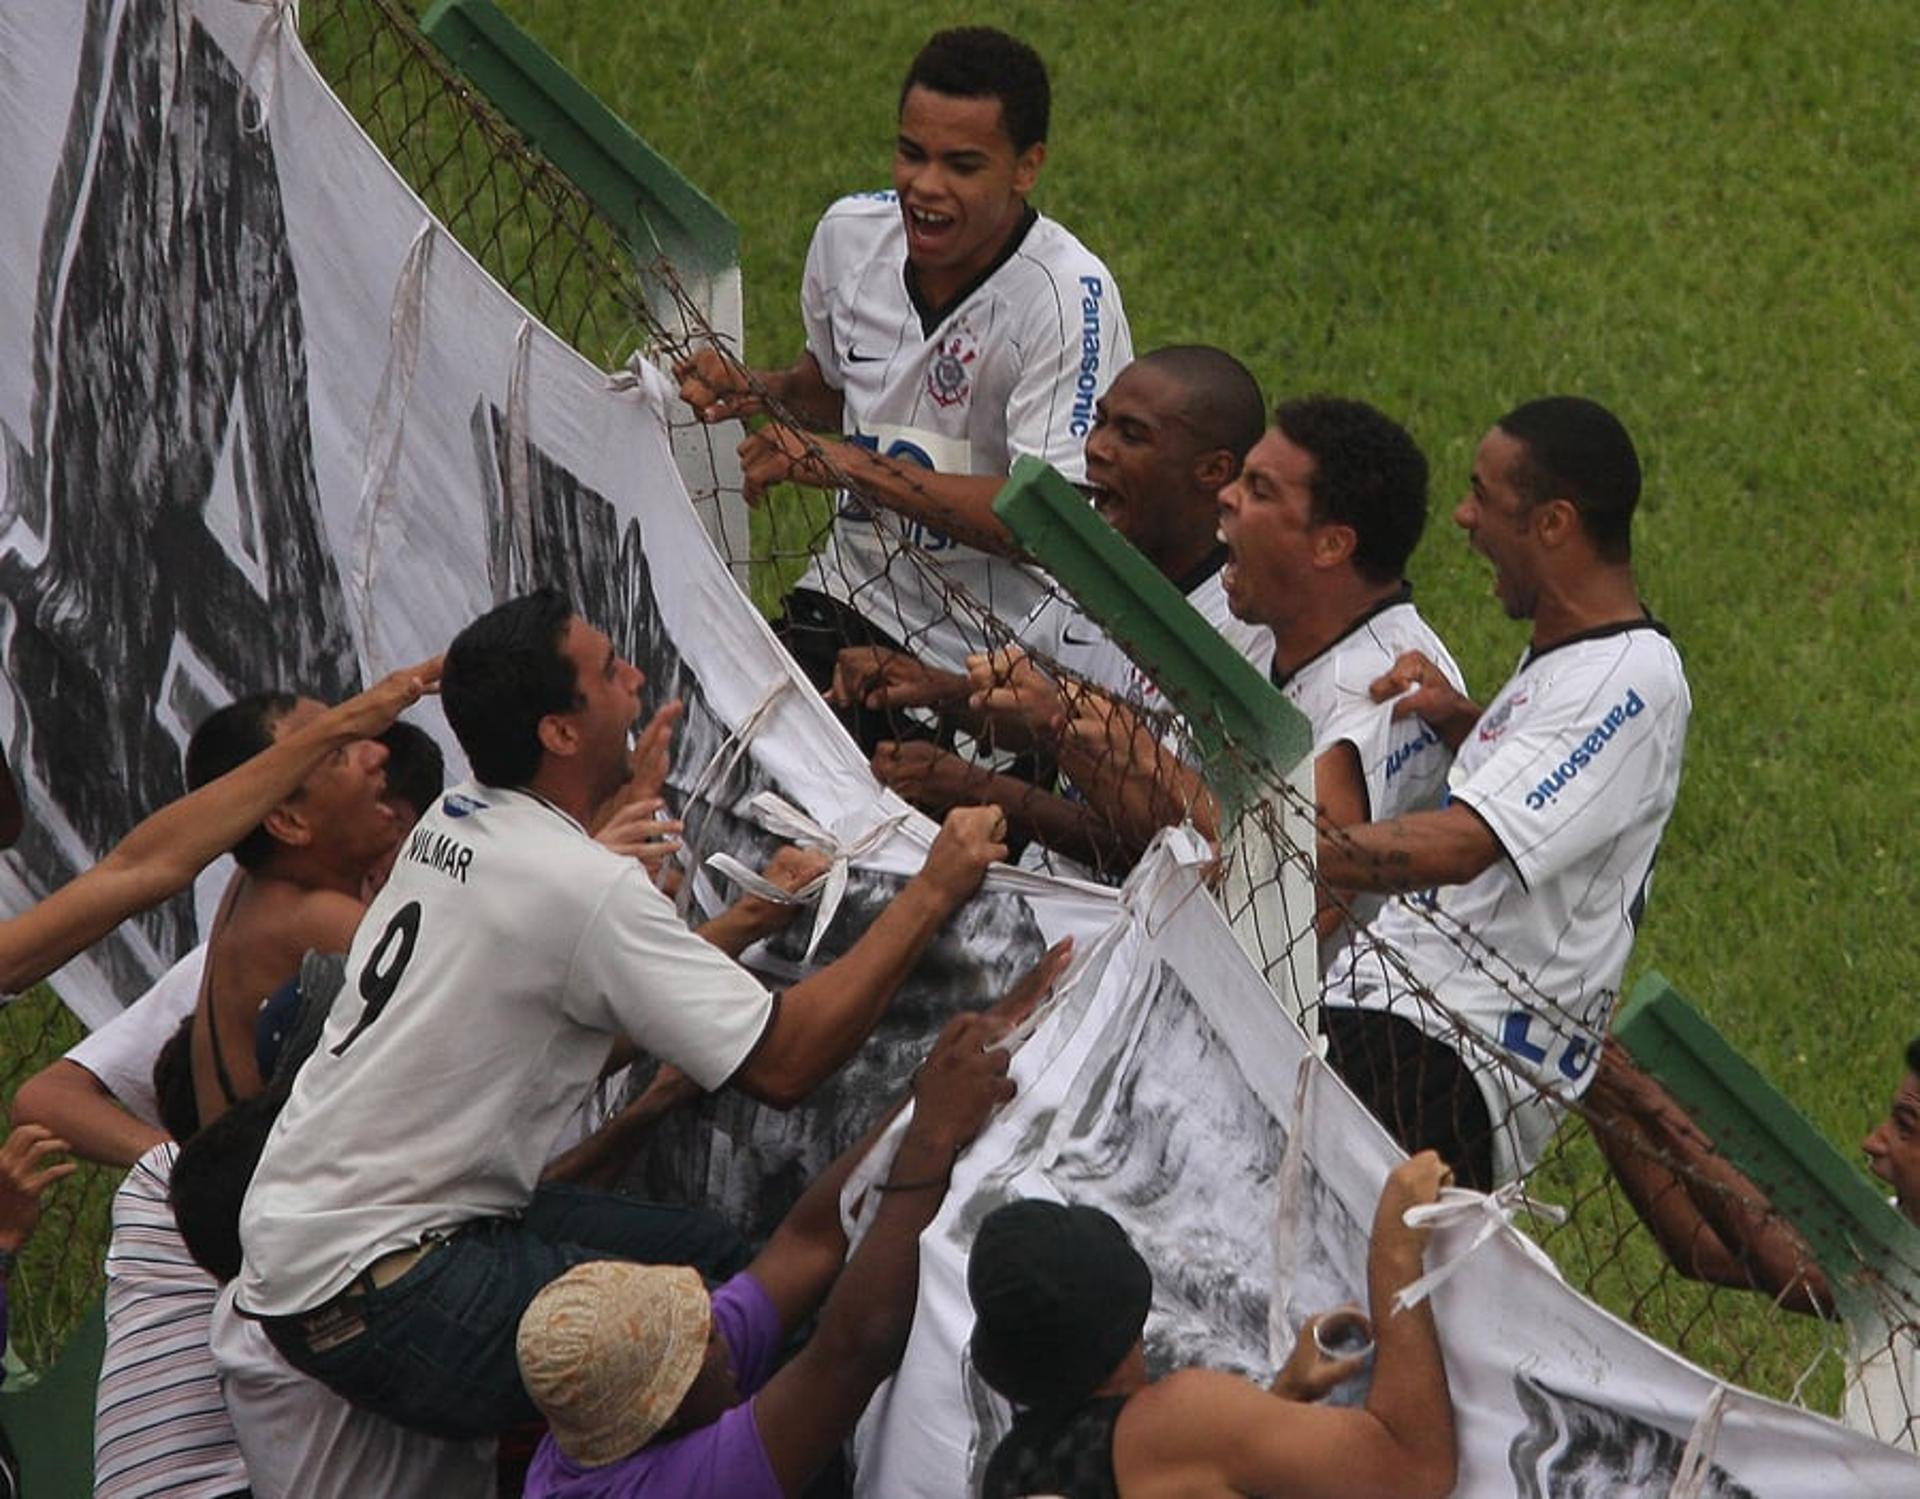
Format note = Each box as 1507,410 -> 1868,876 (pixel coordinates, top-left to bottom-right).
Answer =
901,28 -> 1050,152
1273,396 -> 1430,584
1140,346 -> 1266,470
1496,396 -> 1641,563
169,1082 -> 290,1284
184,692 -> 297,869
442,588 -> 580,789
152,1012 -> 200,1144
1905,1036 -> 1920,1078
378,721 -> 445,821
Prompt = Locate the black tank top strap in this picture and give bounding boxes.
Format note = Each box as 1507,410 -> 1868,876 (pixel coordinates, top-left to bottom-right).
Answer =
195,876 -> 248,1108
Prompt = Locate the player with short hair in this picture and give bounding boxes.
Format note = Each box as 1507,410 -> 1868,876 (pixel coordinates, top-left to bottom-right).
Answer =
676,26 -> 1132,738
1020,396 -> 1464,961
237,588 -> 1010,1440
846,346 -> 1274,880
1319,395 -> 1692,1188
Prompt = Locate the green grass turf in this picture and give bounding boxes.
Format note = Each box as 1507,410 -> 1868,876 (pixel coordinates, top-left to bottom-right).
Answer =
477,0 -> 1917,1406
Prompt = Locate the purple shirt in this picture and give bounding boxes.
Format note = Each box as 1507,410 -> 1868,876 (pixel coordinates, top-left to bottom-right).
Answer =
524,1272 -> 786,1499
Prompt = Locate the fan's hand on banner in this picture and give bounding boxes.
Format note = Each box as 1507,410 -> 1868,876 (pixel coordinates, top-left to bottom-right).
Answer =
922,805 -> 1009,901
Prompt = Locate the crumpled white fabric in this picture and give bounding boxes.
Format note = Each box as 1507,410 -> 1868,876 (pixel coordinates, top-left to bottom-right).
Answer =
1392,1181 -> 1568,1313
236,0 -> 296,133
349,220 -> 434,665
706,789 -> 908,962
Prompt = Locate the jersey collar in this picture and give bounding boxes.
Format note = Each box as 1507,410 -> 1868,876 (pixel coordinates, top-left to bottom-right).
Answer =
904,204 -> 1040,338
1269,582 -> 1414,690
1522,610 -> 1670,669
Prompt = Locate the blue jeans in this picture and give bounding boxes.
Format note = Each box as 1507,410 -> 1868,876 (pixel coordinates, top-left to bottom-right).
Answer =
260,1183 -> 749,1440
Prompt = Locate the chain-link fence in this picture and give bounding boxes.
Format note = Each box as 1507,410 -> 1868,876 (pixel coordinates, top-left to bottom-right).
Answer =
308,0 -> 1916,1435
9,0 -> 1906,1448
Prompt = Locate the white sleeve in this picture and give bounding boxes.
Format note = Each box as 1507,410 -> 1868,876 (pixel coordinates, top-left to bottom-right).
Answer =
1003,270 -> 1132,483
800,212 -> 843,392
1454,660 -> 1686,889
565,869 -> 774,1092
63,945 -> 206,1127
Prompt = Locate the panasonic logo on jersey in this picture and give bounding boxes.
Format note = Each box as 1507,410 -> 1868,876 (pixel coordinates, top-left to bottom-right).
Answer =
1384,723 -> 1441,783
1068,276 -> 1105,436
1524,688 -> 1646,811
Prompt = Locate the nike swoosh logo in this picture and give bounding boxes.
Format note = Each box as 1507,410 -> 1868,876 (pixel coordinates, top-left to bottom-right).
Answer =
1061,626 -> 1104,647
845,347 -> 884,364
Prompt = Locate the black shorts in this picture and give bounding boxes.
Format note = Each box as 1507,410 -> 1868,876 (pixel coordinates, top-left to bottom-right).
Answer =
1322,1007 -> 1496,1191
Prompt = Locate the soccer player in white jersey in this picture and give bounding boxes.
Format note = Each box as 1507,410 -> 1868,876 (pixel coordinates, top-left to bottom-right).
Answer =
675,27 -> 1132,741
1035,397 -> 1464,947
842,347 -> 1275,882
1318,396 -> 1692,1189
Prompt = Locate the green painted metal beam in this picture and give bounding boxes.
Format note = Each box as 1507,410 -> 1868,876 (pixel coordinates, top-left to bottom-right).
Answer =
1615,971 -> 1920,1318
992,456 -> 1311,814
420,0 -> 738,271
0,1294 -> 104,1494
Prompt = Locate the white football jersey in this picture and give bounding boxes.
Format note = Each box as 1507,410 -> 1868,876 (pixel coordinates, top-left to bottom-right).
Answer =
1325,619 -> 1692,1180
1282,593 -> 1463,972
237,782 -> 772,1316
797,193 -> 1133,670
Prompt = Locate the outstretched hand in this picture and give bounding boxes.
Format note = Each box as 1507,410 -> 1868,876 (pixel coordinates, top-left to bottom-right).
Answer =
910,1012 -> 1018,1155
985,937 -> 1074,1031
335,655 -> 444,739
0,1125 -> 77,1254
829,646 -> 968,712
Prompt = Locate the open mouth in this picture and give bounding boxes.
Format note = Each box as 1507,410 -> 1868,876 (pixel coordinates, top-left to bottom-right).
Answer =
903,203 -> 955,248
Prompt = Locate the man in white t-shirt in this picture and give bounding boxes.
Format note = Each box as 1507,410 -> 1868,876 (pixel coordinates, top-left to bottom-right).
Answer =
842,347 -> 1275,882
238,588 -> 1008,1439
1024,397 -> 1463,943
676,27 -> 1131,742
1318,396 -> 1692,1187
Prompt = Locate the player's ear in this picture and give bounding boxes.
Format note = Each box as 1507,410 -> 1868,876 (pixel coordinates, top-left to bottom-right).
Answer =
1534,496 -> 1582,550
1193,448 -> 1236,493
536,712 -> 577,759
1312,522 -> 1358,570
263,799 -> 312,849
1012,141 -> 1046,197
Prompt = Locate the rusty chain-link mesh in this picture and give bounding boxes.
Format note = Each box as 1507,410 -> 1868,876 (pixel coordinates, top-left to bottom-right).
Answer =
10,0 -> 1901,1435
306,0 -> 1909,1433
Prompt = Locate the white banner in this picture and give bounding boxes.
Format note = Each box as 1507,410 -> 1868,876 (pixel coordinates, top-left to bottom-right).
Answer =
855,832 -> 1920,1494
0,3 -> 1909,1490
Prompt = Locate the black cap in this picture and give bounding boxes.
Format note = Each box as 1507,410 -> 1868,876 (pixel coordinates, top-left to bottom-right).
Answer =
967,1199 -> 1152,1409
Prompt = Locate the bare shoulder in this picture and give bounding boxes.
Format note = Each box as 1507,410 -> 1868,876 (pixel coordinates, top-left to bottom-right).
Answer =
1118,1369 -> 1264,1448
1115,1371 -> 1268,1496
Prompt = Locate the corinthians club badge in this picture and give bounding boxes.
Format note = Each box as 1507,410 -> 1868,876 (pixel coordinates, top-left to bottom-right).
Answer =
926,325 -> 980,408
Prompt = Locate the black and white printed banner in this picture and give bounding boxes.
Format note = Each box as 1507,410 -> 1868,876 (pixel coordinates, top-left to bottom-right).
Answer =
0,2 -> 1910,1488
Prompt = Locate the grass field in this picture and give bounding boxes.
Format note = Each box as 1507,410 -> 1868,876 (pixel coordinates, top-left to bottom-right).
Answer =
474,0 -> 1917,1404
491,0 -> 1919,1145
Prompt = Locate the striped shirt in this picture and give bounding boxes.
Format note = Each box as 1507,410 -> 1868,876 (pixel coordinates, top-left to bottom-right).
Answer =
95,1143 -> 250,1497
